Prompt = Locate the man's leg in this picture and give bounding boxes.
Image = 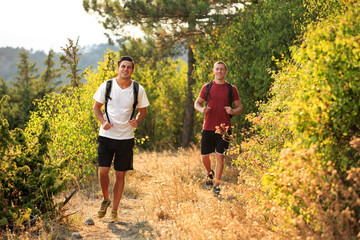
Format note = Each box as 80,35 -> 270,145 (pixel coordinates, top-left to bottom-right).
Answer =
112,170 -> 126,211
212,131 -> 229,194
202,154 -> 212,175
202,154 -> 215,189
111,139 -> 133,222
98,166 -> 111,218
98,166 -> 110,200
214,153 -> 225,186
201,130 -> 215,176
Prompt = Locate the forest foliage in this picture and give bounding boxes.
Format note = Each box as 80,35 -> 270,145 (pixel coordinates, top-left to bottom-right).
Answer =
1,0 -> 359,238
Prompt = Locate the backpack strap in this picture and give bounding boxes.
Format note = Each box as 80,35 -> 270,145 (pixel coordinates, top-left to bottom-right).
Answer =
205,81 -> 233,106
130,81 -> 139,120
205,81 -> 233,118
204,81 -> 213,107
104,80 -> 140,122
104,79 -> 112,123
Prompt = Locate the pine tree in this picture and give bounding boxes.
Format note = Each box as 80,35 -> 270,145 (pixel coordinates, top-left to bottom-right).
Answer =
10,49 -> 40,129
0,78 -> 12,127
59,38 -> 84,88
117,36 -> 180,67
83,0 -> 250,147
0,77 -> 7,98
37,49 -> 62,97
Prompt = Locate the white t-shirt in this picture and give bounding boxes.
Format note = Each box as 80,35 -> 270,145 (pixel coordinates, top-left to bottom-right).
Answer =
93,79 -> 150,140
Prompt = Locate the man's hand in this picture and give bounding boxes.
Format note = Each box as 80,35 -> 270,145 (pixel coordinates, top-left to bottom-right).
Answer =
102,121 -> 113,130
224,106 -> 233,115
202,106 -> 211,114
128,119 -> 138,128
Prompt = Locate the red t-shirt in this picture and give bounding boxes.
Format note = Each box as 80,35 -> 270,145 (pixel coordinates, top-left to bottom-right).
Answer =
199,81 -> 240,131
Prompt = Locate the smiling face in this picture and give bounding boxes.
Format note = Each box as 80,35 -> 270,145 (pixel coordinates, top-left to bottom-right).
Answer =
213,62 -> 227,81
117,60 -> 134,80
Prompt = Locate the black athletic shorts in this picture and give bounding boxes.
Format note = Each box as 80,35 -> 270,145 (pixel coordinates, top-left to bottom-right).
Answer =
97,136 -> 134,171
201,130 -> 231,155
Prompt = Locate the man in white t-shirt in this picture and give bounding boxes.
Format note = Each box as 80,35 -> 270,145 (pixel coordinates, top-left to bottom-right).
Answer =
93,56 -> 150,222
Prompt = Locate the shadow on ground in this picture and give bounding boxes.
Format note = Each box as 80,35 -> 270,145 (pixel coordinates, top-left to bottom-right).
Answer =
106,220 -> 160,239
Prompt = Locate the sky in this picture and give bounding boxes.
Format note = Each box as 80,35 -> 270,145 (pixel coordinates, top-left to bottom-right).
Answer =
0,0 -> 115,52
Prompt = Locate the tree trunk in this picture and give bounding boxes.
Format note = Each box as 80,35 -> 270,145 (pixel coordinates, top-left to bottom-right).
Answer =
181,45 -> 195,147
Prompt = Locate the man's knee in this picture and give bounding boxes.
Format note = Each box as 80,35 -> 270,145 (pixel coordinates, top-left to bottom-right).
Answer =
99,167 -> 110,177
216,155 -> 224,165
114,171 -> 126,181
202,154 -> 211,161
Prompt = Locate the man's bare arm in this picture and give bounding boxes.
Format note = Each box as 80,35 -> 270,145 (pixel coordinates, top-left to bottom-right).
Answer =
129,107 -> 147,128
93,101 -> 113,130
194,97 -> 211,114
224,100 -> 243,115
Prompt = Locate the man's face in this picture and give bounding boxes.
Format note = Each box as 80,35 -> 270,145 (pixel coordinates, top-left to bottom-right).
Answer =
117,60 -> 134,79
213,63 -> 227,80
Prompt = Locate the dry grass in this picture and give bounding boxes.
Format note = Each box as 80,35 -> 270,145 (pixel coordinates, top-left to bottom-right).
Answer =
131,147 -> 286,239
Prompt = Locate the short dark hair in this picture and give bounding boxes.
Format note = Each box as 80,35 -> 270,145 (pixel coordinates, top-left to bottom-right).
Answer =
118,56 -> 135,69
214,61 -> 227,70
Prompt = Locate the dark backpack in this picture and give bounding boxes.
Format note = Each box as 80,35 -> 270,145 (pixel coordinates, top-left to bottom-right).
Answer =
205,81 -> 233,118
104,79 -> 139,123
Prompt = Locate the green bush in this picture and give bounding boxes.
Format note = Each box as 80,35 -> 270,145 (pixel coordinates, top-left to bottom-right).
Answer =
0,96 -> 68,230
25,86 -> 99,180
262,2 -> 360,238
233,59 -> 299,180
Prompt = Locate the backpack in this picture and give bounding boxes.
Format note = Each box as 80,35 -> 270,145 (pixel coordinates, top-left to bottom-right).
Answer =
205,81 -> 233,118
104,79 -> 139,123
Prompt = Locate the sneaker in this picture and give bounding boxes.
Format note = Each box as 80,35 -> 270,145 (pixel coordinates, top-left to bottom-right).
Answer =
110,210 -> 118,223
213,185 -> 221,195
205,170 -> 215,189
98,199 -> 111,218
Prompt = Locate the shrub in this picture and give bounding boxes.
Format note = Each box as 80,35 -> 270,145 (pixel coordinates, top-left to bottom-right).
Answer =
0,96 -> 68,230
233,59 -> 299,180
263,2 -> 360,238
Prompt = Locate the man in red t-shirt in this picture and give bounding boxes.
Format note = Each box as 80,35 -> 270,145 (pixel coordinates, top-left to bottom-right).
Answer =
194,61 -> 243,194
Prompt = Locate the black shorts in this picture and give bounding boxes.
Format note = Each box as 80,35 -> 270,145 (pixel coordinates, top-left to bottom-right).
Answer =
97,136 -> 134,171
201,130 -> 231,155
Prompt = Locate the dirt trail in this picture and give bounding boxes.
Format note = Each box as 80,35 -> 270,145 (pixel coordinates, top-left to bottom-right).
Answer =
66,194 -> 152,239
65,153 -> 161,240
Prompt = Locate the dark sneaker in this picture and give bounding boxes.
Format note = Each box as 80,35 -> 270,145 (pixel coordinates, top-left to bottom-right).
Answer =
213,185 -> 221,195
98,199 -> 111,218
205,170 -> 215,189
